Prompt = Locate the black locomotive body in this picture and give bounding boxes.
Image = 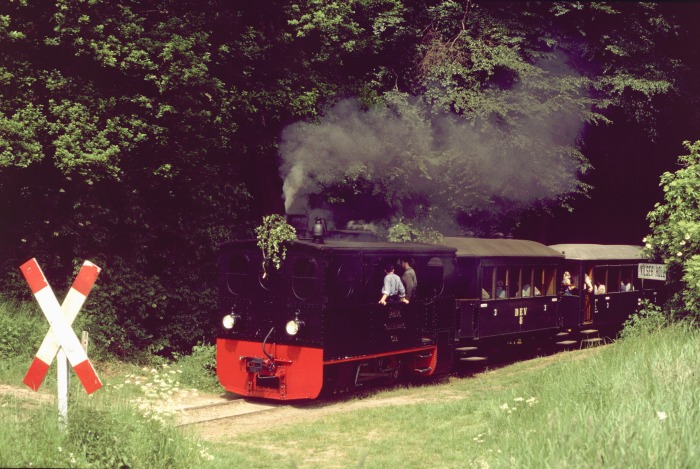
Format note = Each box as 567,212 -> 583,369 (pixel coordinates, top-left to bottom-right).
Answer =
216,234 -> 663,400
216,237 -> 457,399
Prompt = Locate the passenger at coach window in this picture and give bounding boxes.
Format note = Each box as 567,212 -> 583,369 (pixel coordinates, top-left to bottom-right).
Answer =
584,274 -> 593,293
561,271 -> 573,295
519,283 -> 542,297
482,288 -> 491,300
378,264 -> 408,306
496,280 -> 506,299
596,282 -> 606,294
400,258 -> 417,301
620,278 -> 632,292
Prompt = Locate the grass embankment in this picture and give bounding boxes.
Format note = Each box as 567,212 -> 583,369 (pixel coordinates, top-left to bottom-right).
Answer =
0,294 -> 697,468
224,323 -> 699,469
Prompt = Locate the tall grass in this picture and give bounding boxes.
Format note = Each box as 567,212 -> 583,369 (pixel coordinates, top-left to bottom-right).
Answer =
0,300 -> 228,468
223,323 -> 699,468
2,298 -> 697,468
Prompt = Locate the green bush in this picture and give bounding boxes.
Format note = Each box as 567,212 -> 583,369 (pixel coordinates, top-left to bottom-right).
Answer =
645,139 -> 700,320
620,301 -> 669,340
175,343 -> 220,394
0,301 -> 46,360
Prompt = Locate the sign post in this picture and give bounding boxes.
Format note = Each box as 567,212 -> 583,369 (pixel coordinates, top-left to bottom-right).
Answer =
20,259 -> 102,428
638,263 -> 667,281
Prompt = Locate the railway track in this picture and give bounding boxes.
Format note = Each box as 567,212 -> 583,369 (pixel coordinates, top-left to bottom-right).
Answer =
176,396 -> 281,426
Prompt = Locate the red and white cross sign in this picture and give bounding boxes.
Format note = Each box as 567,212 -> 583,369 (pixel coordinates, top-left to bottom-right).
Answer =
20,258 -> 102,394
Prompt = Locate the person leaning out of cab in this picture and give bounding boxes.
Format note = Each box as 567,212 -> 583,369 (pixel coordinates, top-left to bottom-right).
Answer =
400,258 -> 417,302
378,264 -> 409,305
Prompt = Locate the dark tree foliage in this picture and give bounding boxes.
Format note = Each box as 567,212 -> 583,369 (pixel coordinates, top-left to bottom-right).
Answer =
0,1 -> 698,356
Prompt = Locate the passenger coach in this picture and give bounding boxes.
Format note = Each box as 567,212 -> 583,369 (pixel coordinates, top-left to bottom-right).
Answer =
549,244 -> 664,340
442,237 -> 564,360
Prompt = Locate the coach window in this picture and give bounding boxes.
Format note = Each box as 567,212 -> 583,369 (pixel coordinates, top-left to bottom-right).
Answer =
482,266 -> 495,299
511,267 -> 522,298
423,257 -> 445,297
621,265 -> 635,292
495,268 -> 508,299
519,267 -> 535,297
541,266 -> 556,296
593,266 -> 608,294
292,256 -> 317,300
226,255 -> 250,295
608,266 -> 621,293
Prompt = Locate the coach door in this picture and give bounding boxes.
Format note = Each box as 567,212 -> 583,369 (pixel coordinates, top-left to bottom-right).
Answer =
558,263 -> 583,328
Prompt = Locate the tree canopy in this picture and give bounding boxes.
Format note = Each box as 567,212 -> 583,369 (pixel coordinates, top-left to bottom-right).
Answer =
0,1 -> 698,355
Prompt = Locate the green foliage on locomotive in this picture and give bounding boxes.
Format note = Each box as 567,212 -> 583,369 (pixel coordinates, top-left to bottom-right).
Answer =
645,139 -> 700,319
387,219 -> 443,244
255,214 -> 298,273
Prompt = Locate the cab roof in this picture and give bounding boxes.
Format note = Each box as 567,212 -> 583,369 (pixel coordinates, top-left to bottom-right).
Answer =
548,244 -> 644,261
220,237 -> 455,256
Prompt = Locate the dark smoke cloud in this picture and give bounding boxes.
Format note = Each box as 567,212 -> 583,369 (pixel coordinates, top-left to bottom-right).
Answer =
280,64 -> 588,227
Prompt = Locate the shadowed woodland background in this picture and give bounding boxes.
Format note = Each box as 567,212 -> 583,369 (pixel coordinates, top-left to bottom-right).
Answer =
0,1 -> 698,357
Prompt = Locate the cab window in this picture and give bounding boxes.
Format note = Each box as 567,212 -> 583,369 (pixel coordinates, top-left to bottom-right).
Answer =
292,256 -> 317,300
422,257 -> 445,297
226,255 -> 250,295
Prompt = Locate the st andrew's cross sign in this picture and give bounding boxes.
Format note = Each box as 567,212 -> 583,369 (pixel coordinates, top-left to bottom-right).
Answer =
20,258 -> 102,394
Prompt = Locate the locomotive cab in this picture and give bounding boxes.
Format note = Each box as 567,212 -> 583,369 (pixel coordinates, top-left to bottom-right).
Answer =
216,237 -> 457,400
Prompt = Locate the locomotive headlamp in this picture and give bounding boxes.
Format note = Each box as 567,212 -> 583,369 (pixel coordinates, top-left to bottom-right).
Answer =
222,313 -> 240,330
285,313 -> 304,336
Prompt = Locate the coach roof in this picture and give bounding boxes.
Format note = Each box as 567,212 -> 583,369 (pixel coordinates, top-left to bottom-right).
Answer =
441,237 -> 564,258
548,244 -> 644,261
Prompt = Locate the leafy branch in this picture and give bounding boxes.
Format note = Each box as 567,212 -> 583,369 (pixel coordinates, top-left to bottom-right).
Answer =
255,214 -> 297,277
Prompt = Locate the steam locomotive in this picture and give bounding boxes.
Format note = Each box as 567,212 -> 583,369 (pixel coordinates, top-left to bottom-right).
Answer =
215,220 -> 664,400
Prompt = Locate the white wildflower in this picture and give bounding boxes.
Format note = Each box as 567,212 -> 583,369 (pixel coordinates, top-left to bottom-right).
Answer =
526,397 -> 538,406
514,397 -> 524,402
500,403 -> 509,410
642,237 -> 647,243
657,411 -> 668,421
685,233 -> 691,240
677,252 -> 683,257
680,240 -> 686,246
646,243 -> 652,249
